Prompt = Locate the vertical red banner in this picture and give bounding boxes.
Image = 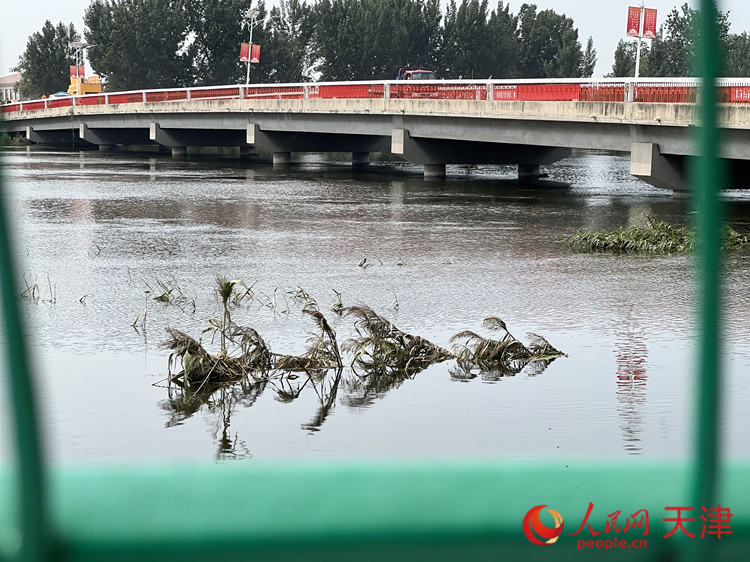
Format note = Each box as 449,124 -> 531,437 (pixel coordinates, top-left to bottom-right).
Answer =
78,65 -> 85,77
643,8 -> 658,39
627,6 -> 641,37
250,44 -> 261,64
70,65 -> 85,77
70,65 -> 77,77
239,43 -> 250,62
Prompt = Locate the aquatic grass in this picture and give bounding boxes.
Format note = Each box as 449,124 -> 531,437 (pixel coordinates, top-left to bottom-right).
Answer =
274,307 -> 343,372
341,304 -> 453,376
145,278 -> 195,311
564,215 -> 750,253
20,276 -> 40,303
329,289 -> 344,315
163,306 -> 342,386
450,317 -> 565,374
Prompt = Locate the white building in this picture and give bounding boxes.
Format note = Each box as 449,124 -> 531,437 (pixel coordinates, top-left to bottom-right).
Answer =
0,73 -> 21,102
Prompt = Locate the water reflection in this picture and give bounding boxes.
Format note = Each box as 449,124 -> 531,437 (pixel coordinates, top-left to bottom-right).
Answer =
615,317 -> 649,455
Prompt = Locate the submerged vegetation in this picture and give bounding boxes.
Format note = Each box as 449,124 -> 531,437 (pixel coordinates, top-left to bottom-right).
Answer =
342,304 -> 452,377
564,216 -> 750,254
0,133 -> 30,147
450,317 -> 566,377
158,277 -> 566,437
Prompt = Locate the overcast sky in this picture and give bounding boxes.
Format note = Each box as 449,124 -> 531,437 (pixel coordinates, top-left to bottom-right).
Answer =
2,1 -> 749,79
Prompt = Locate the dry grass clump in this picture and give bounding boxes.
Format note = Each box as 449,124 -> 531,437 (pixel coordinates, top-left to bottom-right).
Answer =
163,281 -> 342,386
275,308 -> 342,372
341,304 -> 453,376
450,317 -> 565,374
564,215 -> 750,254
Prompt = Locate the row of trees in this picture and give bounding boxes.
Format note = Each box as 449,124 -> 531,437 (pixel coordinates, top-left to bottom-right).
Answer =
12,0 -> 750,99
13,0 -> 594,96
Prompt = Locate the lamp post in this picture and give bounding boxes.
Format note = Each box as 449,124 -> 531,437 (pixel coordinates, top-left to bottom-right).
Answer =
71,41 -> 85,96
245,8 -> 260,85
70,42 -> 97,95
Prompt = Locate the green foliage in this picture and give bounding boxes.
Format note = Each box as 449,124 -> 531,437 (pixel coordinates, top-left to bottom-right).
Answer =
260,0 -> 316,83
725,32 -> 750,77
442,0 -> 491,79
314,0 -> 442,81
486,1 -> 520,78
580,36 -> 597,78
12,20 -> 80,99
608,39 -> 644,78
517,4 -> 584,78
0,133 -> 31,147
84,0 -> 192,90
641,3 -> 730,77
564,216 -> 750,254
186,0 -> 255,86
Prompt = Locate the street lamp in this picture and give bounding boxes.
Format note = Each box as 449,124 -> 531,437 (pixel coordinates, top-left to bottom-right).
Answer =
245,8 -> 261,85
70,42 -> 97,96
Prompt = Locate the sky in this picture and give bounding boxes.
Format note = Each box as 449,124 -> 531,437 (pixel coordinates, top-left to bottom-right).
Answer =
2,0 -> 749,79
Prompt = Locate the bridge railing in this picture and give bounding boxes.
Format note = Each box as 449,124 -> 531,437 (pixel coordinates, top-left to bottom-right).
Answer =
3,77 -> 750,116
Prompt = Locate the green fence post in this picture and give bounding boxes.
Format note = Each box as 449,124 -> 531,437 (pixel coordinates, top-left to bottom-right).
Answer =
0,153 -> 49,559
689,0 -> 726,560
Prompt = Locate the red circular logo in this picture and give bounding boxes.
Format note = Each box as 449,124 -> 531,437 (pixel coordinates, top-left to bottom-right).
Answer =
523,505 -> 565,545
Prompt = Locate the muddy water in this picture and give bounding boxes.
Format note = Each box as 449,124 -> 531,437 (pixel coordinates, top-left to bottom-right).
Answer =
2,148 -> 750,463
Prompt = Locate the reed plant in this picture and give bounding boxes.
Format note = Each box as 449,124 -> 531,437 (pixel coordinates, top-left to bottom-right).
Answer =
564,215 -> 750,253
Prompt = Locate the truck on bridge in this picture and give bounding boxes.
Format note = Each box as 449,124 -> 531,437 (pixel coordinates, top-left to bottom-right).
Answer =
396,67 -> 436,80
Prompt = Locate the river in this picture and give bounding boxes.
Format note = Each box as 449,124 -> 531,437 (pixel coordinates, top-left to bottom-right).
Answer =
2,148 -> 750,464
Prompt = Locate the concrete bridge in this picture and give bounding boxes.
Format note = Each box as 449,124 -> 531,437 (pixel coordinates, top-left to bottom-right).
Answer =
3,78 -> 750,191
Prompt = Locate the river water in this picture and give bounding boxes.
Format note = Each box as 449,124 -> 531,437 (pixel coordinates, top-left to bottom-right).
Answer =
2,148 -> 750,465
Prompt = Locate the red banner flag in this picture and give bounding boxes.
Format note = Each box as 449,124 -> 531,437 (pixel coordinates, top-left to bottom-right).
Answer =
627,6 -> 641,37
69,65 -> 85,77
70,65 -> 77,77
251,44 -> 260,64
643,8 -> 658,39
240,43 -> 250,62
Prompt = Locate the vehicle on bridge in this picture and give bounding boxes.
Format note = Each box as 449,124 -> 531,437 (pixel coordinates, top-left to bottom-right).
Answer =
396,67 -> 436,80
394,67 -> 438,99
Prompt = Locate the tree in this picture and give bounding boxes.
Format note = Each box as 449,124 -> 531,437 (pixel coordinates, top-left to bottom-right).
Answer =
313,0 -> 441,81
442,0 -> 492,79
186,0 -> 254,86
725,32 -> 750,77
607,39 -> 647,78
486,1 -> 519,78
260,0 -> 316,83
580,36 -> 597,78
517,4 -> 583,78
642,3 -> 729,77
13,20 -> 80,99
85,0 -> 192,91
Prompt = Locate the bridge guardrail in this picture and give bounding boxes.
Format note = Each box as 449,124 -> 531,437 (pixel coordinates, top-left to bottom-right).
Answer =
3,78 -> 750,116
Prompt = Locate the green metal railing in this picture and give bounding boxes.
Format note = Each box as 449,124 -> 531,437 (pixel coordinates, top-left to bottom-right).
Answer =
1,2 -> 748,560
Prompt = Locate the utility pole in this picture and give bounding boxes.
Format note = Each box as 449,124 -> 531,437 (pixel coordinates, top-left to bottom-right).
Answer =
634,1 -> 645,78
245,9 -> 260,85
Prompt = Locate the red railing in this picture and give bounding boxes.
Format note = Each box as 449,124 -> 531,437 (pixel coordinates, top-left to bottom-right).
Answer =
3,79 -> 750,116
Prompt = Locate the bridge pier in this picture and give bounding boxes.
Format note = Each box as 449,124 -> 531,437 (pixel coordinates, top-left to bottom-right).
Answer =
273,152 -> 291,166
352,152 -> 370,167
518,164 -> 541,180
424,164 -> 446,179
630,143 -> 686,192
